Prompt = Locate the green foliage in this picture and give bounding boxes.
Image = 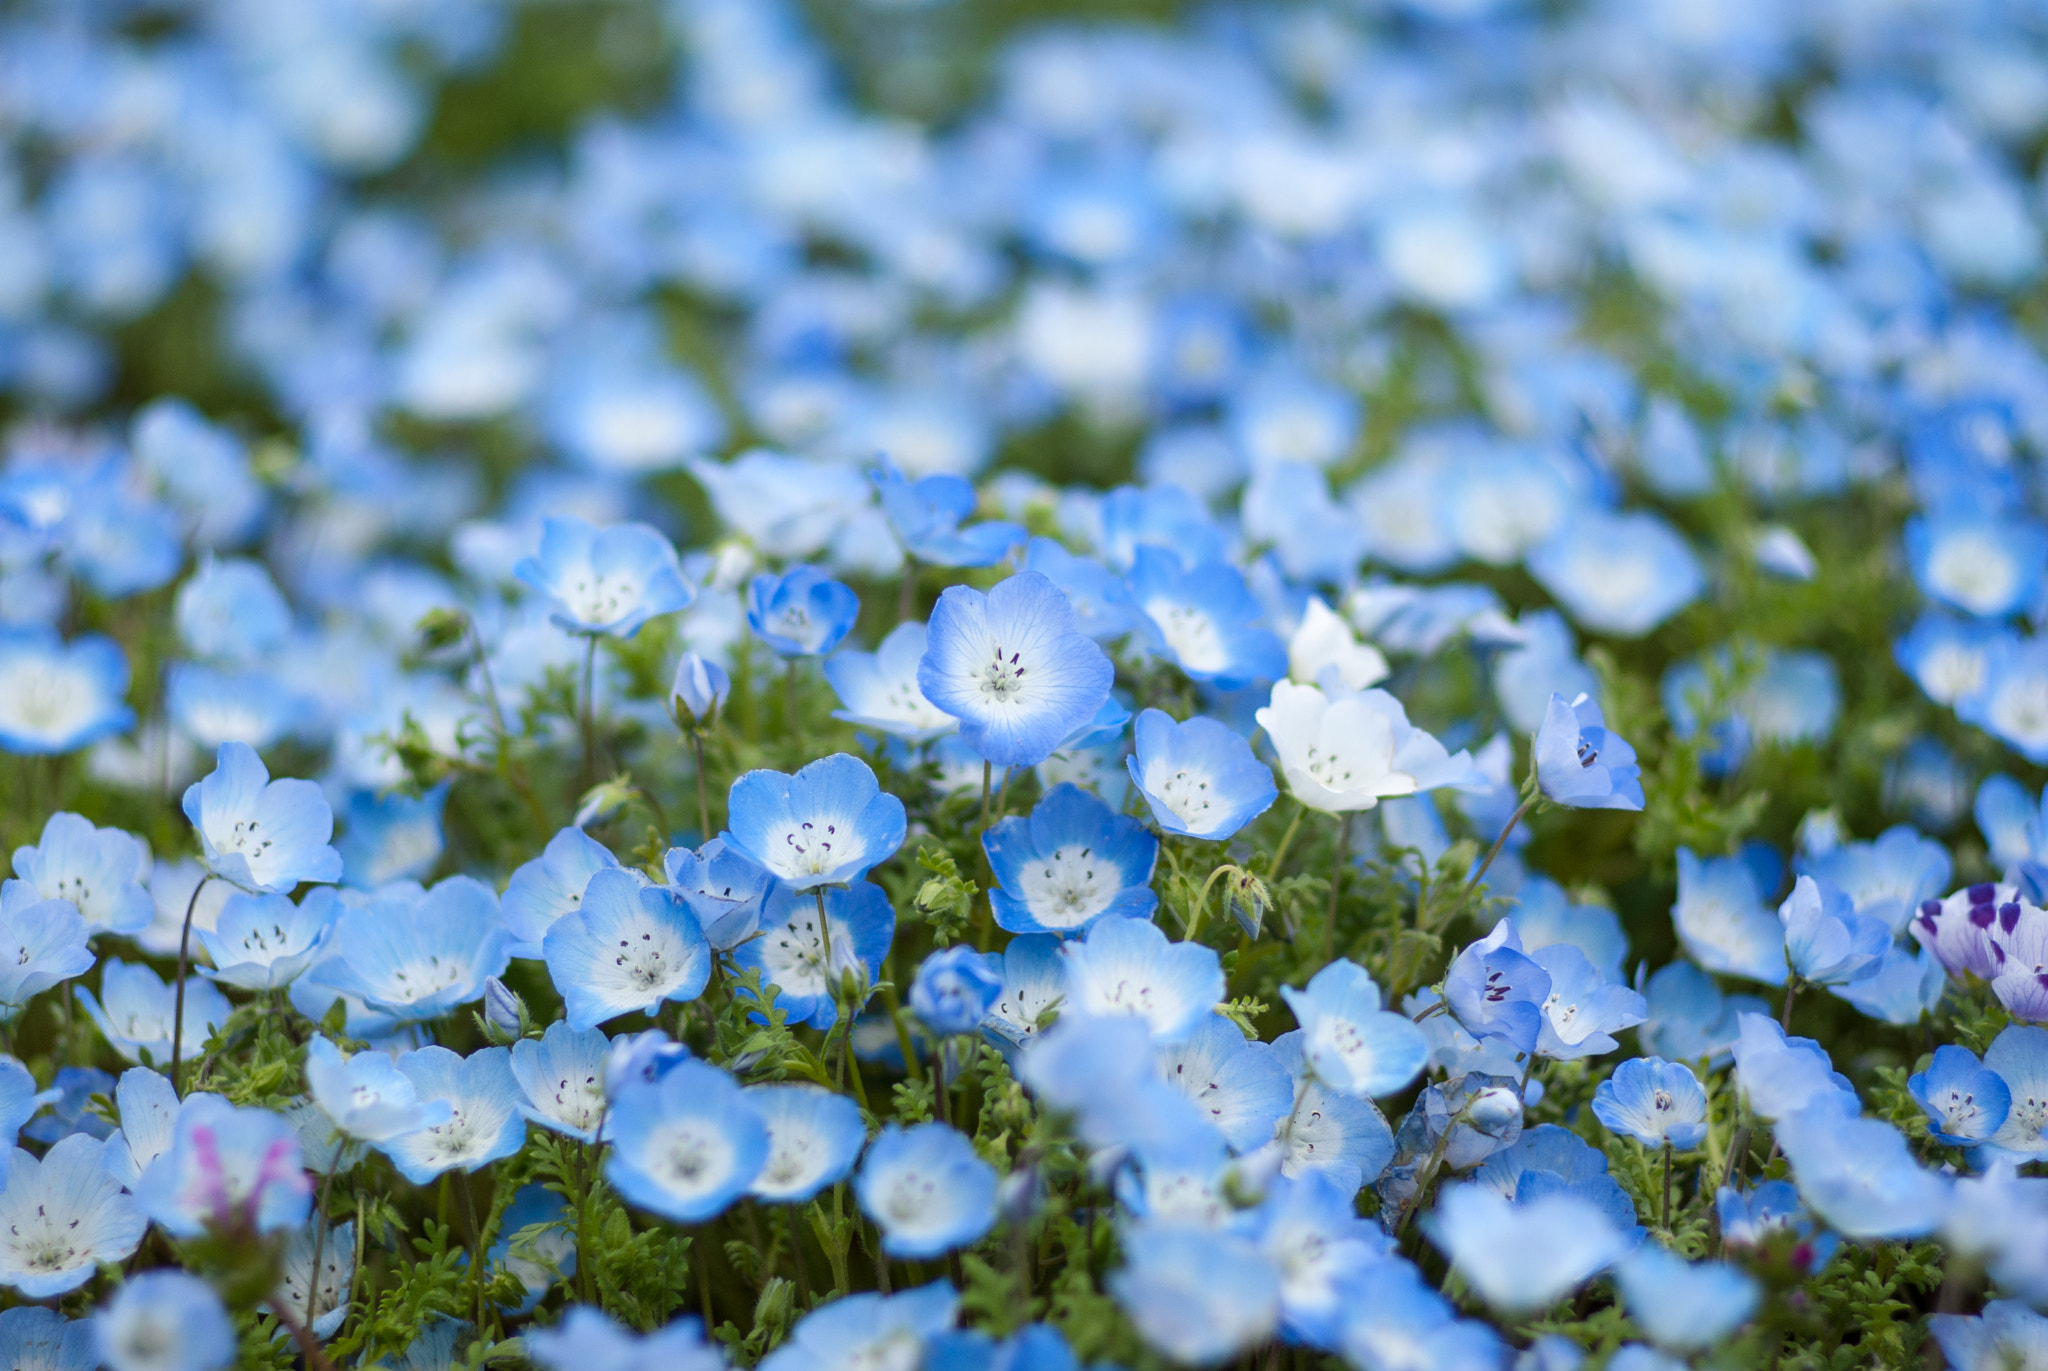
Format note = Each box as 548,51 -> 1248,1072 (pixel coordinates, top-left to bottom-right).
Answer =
911,845 -> 981,948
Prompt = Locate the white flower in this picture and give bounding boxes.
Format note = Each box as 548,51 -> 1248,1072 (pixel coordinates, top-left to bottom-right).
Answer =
1287,597 -> 1389,691
1255,681 -> 1481,814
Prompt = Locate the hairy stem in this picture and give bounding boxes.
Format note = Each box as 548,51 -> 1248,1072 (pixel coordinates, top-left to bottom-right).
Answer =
169,874 -> 213,1091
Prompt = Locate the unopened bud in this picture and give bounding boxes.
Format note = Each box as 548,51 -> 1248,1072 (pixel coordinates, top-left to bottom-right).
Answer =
415,606 -> 470,652
1226,868 -> 1272,939
575,776 -> 635,829
482,977 -> 525,1042
672,652 -> 731,726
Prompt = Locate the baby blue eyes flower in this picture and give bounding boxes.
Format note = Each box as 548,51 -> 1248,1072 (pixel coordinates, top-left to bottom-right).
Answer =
1426,1182 -> 1631,1316
1445,922 -> 1552,1057
747,565 -> 860,657
1127,709 -> 1276,840
1671,847 -> 1788,987
180,742 -> 343,895
1125,548 -> 1287,689
1281,959 -> 1429,1097
824,622 -> 957,742
1525,508 -> 1704,639
528,1306 -> 726,1371
1773,1097 -> 1949,1240
93,1269 -> 235,1371
910,946 -> 1003,1036
514,516 -> 693,638
543,869 -> 712,1031
0,628 -> 136,755
872,464 -> 1026,568
1060,916 -> 1225,1044
1612,1245 -> 1759,1352
503,825 -> 623,958
918,571 -> 1114,769
305,1033 -> 449,1147
856,1122 -> 998,1258
316,876 -> 509,1023
77,961 -> 228,1067
607,1059 -> 769,1224
1779,874 -> 1890,987
1115,1228 -> 1283,1366
746,1084 -> 866,1203
0,884 -> 95,1017
664,837 -> 775,951
1592,1058 -> 1708,1149
725,753 -> 907,891
733,881 -> 897,1031
1798,825 -> 1953,935
379,1045 -> 528,1185
1534,693 -> 1643,811
984,782 -> 1158,934
511,1021 -> 611,1143
1906,510 -> 2048,617
0,1306 -> 93,1370
1531,943 -> 1645,1060
672,652 -> 731,726
1932,1302 -> 2048,1371
134,1096 -> 310,1239
1257,681 -> 1479,814
9,812 -> 153,936
0,1135 -> 144,1297
1156,1014 -> 1292,1152
759,1282 -> 958,1371
174,555 -> 292,663
195,888 -> 338,990
1909,1044 -> 2012,1146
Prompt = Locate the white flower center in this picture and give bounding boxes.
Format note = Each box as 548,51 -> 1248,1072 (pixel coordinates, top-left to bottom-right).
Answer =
566,572 -> 640,624
1017,846 -> 1115,927
1147,599 -> 1230,674
977,643 -> 1029,704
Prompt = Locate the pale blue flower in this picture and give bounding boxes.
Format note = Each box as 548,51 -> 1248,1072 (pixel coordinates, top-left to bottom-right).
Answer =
1270,1031 -> 1396,1189
379,1046 -> 527,1185
0,1138 -> 141,1297
1613,1245 -> 1758,1352
335,784 -> 448,890
0,1306 -> 93,1371
1249,1170 -> 1391,1348
1910,1044 -> 2011,1146
503,827 -> 625,959
1981,1025 -> 2048,1162
607,1059 -> 768,1223
872,464 -> 1025,568
1282,960 -> 1428,1097
0,882 -> 95,1017
180,742 -> 342,894
23,1067 -> 115,1146
196,888 -> 338,990
1960,638 -> 2048,764
1798,826 -> 1952,935
315,877 -> 509,1023
0,628 -> 135,755
1426,1183 -> 1628,1315
1491,611 -> 1598,734
1126,549 -> 1287,689
1110,1224 -> 1279,1366
824,622 -> 957,742
304,1034 -> 451,1144
663,838 -> 775,951
983,783 -> 1156,935
1444,921 -> 1552,1056
1061,916 -> 1224,1044
758,1283 -> 957,1371
981,935 -> 1068,1054
1830,943 -> 1946,1025
1022,538 -> 1137,641
1511,878 -> 1627,983
1338,1259 -> 1502,1371
1774,1096 -> 1949,1239
910,947 -> 1003,1036
1534,693 -> 1642,811
724,754 -> 906,891
514,517 -> 693,638
1671,848 -> 1787,986
164,664 -> 305,753
1636,962 -> 1768,1064
1906,510 -> 2048,617
9,812 -> 153,935
133,1096 -> 309,1238
1895,611 -> 2010,708
544,869 -> 712,1031
94,1270 -> 235,1371
1779,874 -> 1889,987
747,565 -> 860,657
746,1084 -> 865,1203
1017,1014 -> 1211,1155
1155,1014 -> 1292,1153
1932,1302 -> 2048,1371
1525,509 -> 1703,638
174,556 -> 291,664
528,1306 -> 725,1371
1730,1014 -> 1857,1122
857,1122 -> 998,1258
1592,1058 -> 1707,1149
511,1022 -> 612,1144
1127,709 -> 1276,841
1530,943 -> 1645,1060
490,1187 -> 572,1315
732,880 -> 896,1031
1471,1126 -> 1641,1241
672,652 -> 731,725
77,961 -> 228,1067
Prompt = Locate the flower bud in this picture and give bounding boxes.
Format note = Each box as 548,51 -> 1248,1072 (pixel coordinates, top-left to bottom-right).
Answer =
672,652 -> 731,726
482,976 -> 525,1042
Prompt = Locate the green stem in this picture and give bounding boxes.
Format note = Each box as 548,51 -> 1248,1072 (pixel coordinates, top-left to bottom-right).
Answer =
692,731 -> 713,841
1781,977 -> 1800,1031
169,874 -> 213,1092
304,1165 -> 340,1330
1324,815 -> 1349,967
580,634 -> 600,791
1467,795 -> 1536,892
878,979 -> 924,1084
1184,865 -> 1233,944
1267,800 -> 1308,877
1661,1140 -> 1673,1232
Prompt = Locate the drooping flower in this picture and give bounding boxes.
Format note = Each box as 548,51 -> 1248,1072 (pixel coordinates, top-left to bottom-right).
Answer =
725,754 -> 907,891
513,517 -> 693,638
9,812 -> 153,936
1779,875 -> 1889,988
910,947 -> 1003,1037
1534,693 -> 1643,811
543,869 -> 712,1031
856,1123 -> 998,1258
1126,710 -> 1276,841
1444,922 -> 1552,1057
1257,681 -> 1479,814
607,1059 -> 768,1224
181,742 -> 342,894
747,565 -> 860,658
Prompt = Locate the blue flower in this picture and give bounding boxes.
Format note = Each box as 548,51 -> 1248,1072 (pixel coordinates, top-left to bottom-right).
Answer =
1592,1058 -> 1708,1149
1491,611 -> 1597,734
873,464 -> 1025,568
824,622 -> 957,742
528,1306 -> 725,1371
379,1046 -> 528,1185
511,1022 -> 612,1144
0,883 -> 94,1016
725,754 -> 906,891
672,652 -> 731,726
1730,1014 -> 1857,1122
1281,960 -> 1428,1097
24,1067 -> 115,1146
1472,1125 -> 1642,1241
1269,1031 -> 1396,1189
1110,1224 -> 1280,1365
77,961 -> 228,1067
164,663 -> 305,752
1534,693 -> 1643,811
93,1270 -> 235,1371
984,783 -> 1158,934
1830,943 -> 1946,1025
1714,1179 -> 1821,1251
1512,878 -> 1628,982
981,935 -> 1068,1054
1127,709 -> 1276,840
315,877 -> 509,1024
918,571 -> 1114,769
1126,548 -> 1287,689
663,838 -> 776,950
910,946 -> 1003,1036
1613,1245 -> 1759,1352
1445,922 -> 1553,1056
1910,1044 -> 2012,1146
731,881 -> 896,1030
1530,943 -> 1645,1060
490,1186 -> 574,1315
180,742 -> 343,894
857,1122 -> 998,1258
514,517 -> 693,638
134,1096 -> 309,1238
503,826 -> 624,959
1061,916 -> 1224,1044
543,869 -> 712,1031
1525,509 -> 1704,639
1779,874 -> 1889,987
758,1283 -> 957,1371
196,888 -> 338,990
335,784 -> 448,890
0,1307 -> 93,1371
1895,611 -> 2011,707
304,1034 -> 451,1143
1982,1025 -> 2048,1161
1671,848 -> 1787,986
1959,638 -> 2048,764
1774,1096 -> 1948,1239
1932,1302 -> 2048,1371
1427,1181 -> 1629,1315
1636,964 -> 1757,1067
746,1084 -> 866,1203
0,628 -> 135,755
1022,537 -> 1138,641
607,1059 -> 768,1223
1338,1259 -> 1502,1371
8,812 -> 153,935
1797,825 -> 1952,935
174,556 -> 291,663
0,1136 -> 144,1296
927,1325 -> 1078,1371
1156,1014 -> 1292,1153
1906,510 -> 2048,617
1249,1170 -> 1391,1348
747,565 -> 860,657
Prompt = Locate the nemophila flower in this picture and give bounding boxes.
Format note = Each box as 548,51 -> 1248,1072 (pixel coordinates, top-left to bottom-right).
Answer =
1525,509 -> 1704,638
334,783 -> 450,890
758,1282 -> 958,1371
607,1059 -> 768,1223
725,754 -> 907,890
1019,1014 -> 1211,1155
181,742 -> 342,894
528,1307 -> 723,1371
1774,1096 -> 1949,1239
1592,1058 -> 1707,1149
824,622 -> 956,742
873,464 -> 1025,567
1126,549 -> 1287,689
1472,1127 -> 1640,1239
163,663 -> 306,753
195,887 -> 337,991
982,935 -> 1066,1053
1288,597 -> 1389,693
1270,1032 -> 1397,1188
1959,638 -> 2048,764
513,517 -> 692,638
304,1034 -> 450,1144
1715,1179 -> 1820,1251
672,652 -> 731,727
0,1136 -> 143,1296
174,557 -> 291,663
663,838 -> 775,951
746,1084 -> 866,1203
503,826 -> 625,959
918,571 -> 1115,769
0,1060 -> 44,1181
1779,875 -> 1889,987
1896,612 -> 2011,708
1156,1015 -> 1292,1153
984,783 -> 1157,934
1248,1169 -> 1391,1348
1243,463 -> 1367,583
1444,922 -> 1552,1056
1905,511 -> 2048,617
927,1325 -> 1079,1371
747,565 -> 859,657
1118,1135 -> 1234,1229
1993,903 -> 2048,1022
1534,693 -> 1642,811
604,1030 -> 692,1102
1909,1044 -> 2012,1146
910,947 -> 1003,1036
379,1046 -> 527,1185
1111,1224 -> 1280,1367
491,1186 -> 573,1315
1831,943 -> 1947,1025
24,1068 -> 115,1147
1912,882 -> 2011,981
77,961 -> 228,1067
94,1269 -> 235,1371
1942,1162 -> 2048,1306
316,876 -> 508,1023
1061,916 -> 1224,1044
1932,1302 -> 2048,1371
857,1123 -> 998,1258
1339,1258 -> 1503,1371
1798,826 -> 1952,935
1512,879 -> 1628,982
1258,681 -> 1478,814
9,812 -> 152,935
1981,1026 -> 2048,1161
1426,1183 -> 1629,1315
1613,1245 -> 1759,1352
0,629 -> 135,755
732,880 -> 896,1030
0,883 -> 94,1017
1671,848 -> 1787,986
1531,943 -> 1645,1060
511,1022 -> 611,1143
1979,774 -> 2048,881
0,1306 -> 94,1371
1022,538 -> 1138,641
1281,960 -> 1428,1098
1729,1013 -> 1856,1123
1127,709 -> 1277,841
134,1095 -> 309,1238
544,869 -> 712,1031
